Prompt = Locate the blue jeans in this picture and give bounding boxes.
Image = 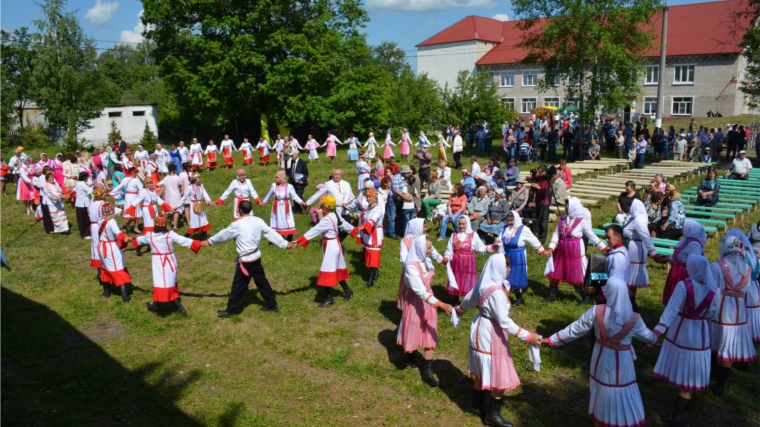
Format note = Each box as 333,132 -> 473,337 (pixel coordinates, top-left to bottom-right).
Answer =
636,152 -> 645,169
477,139 -> 486,156
438,213 -> 464,238
386,198 -> 400,238
402,209 -> 416,232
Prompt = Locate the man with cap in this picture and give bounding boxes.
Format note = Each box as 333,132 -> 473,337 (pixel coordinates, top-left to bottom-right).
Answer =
286,149 -> 309,213
202,200 -> 298,317
303,168 -> 354,216
216,169 -> 261,221
726,150 -> 753,180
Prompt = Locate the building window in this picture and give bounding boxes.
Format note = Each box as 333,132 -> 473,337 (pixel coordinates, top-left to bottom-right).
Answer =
674,65 -> 694,84
671,97 -> 693,115
522,71 -> 537,87
645,65 -> 659,85
132,111 -> 146,116
643,97 -> 657,114
500,72 -> 514,87
501,97 -> 515,110
521,97 -> 537,113
543,97 -> 560,108
108,112 -> 122,118
565,98 -> 579,107
568,71 -> 581,86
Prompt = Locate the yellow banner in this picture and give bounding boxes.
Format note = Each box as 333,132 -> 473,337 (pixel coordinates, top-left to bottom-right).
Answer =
260,113 -> 270,140
276,121 -> 290,138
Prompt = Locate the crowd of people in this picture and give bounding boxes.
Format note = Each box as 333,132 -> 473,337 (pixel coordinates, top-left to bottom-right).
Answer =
3,123 -> 759,427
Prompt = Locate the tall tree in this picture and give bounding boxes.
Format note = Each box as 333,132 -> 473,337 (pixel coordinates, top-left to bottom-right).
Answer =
1,28 -> 37,130
510,0 -> 661,122
441,71 -> 508,129
388,68 -> 444,133
142,0 -> 371,136
740,0 -> 760,108
371,41 -> 411,79
32,0 -> 108,140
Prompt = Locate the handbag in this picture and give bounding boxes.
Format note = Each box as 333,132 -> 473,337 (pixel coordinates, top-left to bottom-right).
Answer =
193,200 -> 207,214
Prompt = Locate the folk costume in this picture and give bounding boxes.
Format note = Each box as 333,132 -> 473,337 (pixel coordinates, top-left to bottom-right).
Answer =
134,148 -> 150,170
255,139 -> 273,165
662,220 -> 706,306
74,178 -> 93,239
606,243 -> 631,282
355,157 -> 372,190
399,130 -> 411,157
216,173 -> 261,221
88,188 -> 117,269
398,219 -> 444,310
261,176 -> 303,237
346,136 -> 360,161
220,138 -> 237,166
204,142 -> 219,169
623,199 -> 659,288
546,277 -> 657,427
239,140 -> 254,165
124,179 -> 172,234
455,254 -> 539,426
710,234 -> 757,396
175,174 -> 212,237
435,134 -> 451,162
110,170 -> 144,221
324,134 -> 341,159
208,213 -> 289,315
364,133 -> 378,159
190,142 -> 204,168
497,211 -> 545,305
296,196 -> 355,307
154,148 -> 170,174
726,229 -> 760,342
96,203 -> 134,302
353,187 -> 384,287
652,255 -> 720,426
382,133 -> 396,160
134,215 -> 200,316
305,137 -> 321,161
40,178 -> 70,234
444,216 -> 497,299
305,178 -> 353,215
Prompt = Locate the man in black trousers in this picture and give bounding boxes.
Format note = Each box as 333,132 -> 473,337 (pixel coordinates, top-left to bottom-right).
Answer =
286,150 -> 309,214
201,200 -> 297,317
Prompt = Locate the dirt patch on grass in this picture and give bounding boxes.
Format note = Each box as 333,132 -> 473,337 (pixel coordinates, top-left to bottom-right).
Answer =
62,321 -> 125,345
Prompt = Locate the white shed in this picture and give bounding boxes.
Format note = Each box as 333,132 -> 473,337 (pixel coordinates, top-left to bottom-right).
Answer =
78,104 -> 158,147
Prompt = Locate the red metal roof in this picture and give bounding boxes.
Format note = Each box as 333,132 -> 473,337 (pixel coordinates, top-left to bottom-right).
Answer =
416,15 -> 506,47
418,0 -> 749,64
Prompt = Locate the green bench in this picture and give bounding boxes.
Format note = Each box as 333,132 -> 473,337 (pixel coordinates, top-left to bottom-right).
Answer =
684,210 -> 736,220
682,205 -> 744,214
591,228 -> 674,256
681,198 -> 754,210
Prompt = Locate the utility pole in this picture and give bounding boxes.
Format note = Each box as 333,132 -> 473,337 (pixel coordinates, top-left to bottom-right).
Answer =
655,3 -> 668,129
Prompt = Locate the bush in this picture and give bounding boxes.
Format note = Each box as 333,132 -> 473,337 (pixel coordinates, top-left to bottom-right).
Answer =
139,121 -> 158,151
61,125 -> 84,153
18,124 -> 51,150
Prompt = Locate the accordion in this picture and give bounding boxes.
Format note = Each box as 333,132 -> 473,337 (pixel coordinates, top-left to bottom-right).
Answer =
584,253 -> 608,295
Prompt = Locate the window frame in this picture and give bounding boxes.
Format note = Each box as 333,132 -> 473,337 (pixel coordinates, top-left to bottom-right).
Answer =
499,71 -> 515,88
643,97 -> 658,115
108,111 -> 122,118
673,64 -> 695,85
644,65 -> 659,85
543,97 -> 560,108
501,97 -> 516,110
522,70 -> 538,87
671,96 -> 694,116
520,97 -> 537,114
132,111 -> 146,116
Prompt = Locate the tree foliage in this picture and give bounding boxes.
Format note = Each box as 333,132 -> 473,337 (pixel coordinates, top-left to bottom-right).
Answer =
139,121 -> 159,150
31,0 -> 108,140
1,28 -> 37,131
740,0 -> 760,108
511,0 -> 661,121
441,71 -> 509,130
108,119 -> 122,143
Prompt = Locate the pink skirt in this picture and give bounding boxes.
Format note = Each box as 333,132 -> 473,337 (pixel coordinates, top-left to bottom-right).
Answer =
488,318 -> 521,391
546,237 -> 585,285
17,180 -> 34,201
326,142 -> 336,157
383,145 -> 393,159
448,251 -> 478,296
663,261 -> 688,306
400,141 -> 409,155
397,288 -> 438,352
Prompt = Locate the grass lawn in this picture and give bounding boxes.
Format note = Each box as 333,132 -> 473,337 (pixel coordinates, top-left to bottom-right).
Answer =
2,142 -> 759,427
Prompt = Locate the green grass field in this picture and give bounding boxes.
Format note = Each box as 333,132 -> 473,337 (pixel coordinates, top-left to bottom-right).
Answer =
2,141 -> 759,427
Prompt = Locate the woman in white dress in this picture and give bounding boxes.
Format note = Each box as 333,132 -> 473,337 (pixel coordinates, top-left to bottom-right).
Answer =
543,277 -> 657,427
40,172 -> 70,234
124,177 -> 171,235
652,254 -> 720,427
355,153 -> 372,191
709,234 -> 757,396
97,202 -> 134,302
726,229 -> 760,343
175,172 -> 213,239
455,254 -> 541,426
365,132 -> 378,160
189,139 -> 204,169
261,171 -> 303,240
622,199 -> 663,310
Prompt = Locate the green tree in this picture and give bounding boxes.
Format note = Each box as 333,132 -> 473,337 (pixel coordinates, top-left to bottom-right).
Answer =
370,41 -> 411,79
142,0 -> 370,134
1,28 -> 37,131
441,71 -> 508,130
388,68 -> 444,134
108,119 -> 122,143
139,121 -> 158,151
740,0 -> 760,108
31,0 -> 108,140
510,0 -> 661,122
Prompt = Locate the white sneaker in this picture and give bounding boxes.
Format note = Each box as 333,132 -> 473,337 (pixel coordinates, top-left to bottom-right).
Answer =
84,236 -> 92,240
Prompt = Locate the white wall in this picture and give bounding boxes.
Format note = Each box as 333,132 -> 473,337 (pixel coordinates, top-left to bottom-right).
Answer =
78,105 -> 158,147
417,41 -> 494,90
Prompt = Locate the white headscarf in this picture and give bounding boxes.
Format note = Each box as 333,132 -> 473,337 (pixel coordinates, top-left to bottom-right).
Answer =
405,235 -> 428,266
567,197 -> 591,222
686,254 -> 717,308
602,277 -> 634,334
404,218 -> 426,239
718,235 -> 749,283
456,215 -> 473,235
474,253 -> 509,292
726,229 -> 758,275
680,220 -> 707,246
629,199 -> 647,219
506,210 -> 523,230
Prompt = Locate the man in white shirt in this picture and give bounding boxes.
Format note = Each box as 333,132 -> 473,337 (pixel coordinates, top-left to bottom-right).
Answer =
303,168 -> 354,214
727,150 -> 753,180
452,130 -> 464,169
215,169 -> 261,220
154,143 -> 170,174
202,200 -> 297,316
134,145 -> 150,170
674,133 -> 687,161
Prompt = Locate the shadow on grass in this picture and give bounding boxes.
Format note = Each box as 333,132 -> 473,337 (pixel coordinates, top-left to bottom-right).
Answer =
378,300 -> 401,325
1,287 -> 206,427
377,329 -> 407,370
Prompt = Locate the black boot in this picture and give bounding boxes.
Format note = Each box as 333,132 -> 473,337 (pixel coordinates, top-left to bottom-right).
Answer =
577,289 -> 593,306
542,286 -> 558,304
484,397 -> 513,427
406,352 -> 418,369
512,292 -> 525,307
339,281 -> 353,301
365,268 -> 376,288
101,283 -> 111,298
146,302 -> 158,313
630,294 -> 640,313
470,390 -> 486,417
671,396 -> 692,427
711,365 -> 731,396
319,287 -> 334,308
422,360 -> 439,387
120,284 -> 131,302
173,298 -> 188,316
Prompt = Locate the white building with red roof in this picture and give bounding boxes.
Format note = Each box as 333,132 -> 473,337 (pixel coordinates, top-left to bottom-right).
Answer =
417,0 -> 757,118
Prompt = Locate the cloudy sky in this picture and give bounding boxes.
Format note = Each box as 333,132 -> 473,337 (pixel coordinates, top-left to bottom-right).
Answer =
2,0 -> 713,68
